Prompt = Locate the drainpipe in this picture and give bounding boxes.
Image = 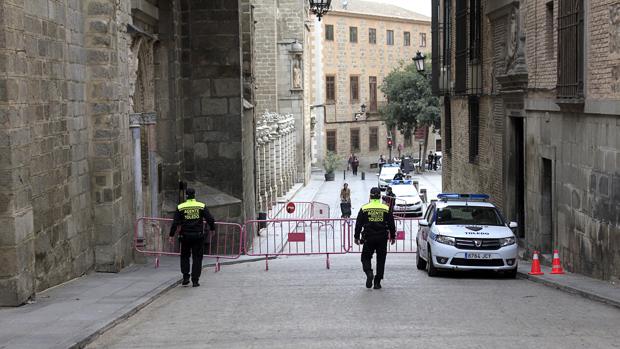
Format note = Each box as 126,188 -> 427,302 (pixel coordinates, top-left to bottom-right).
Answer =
144,112 -> 158,218
130,113 -> 144,242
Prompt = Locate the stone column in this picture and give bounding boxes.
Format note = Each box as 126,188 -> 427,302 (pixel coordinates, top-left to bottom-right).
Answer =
87,0 -> 132,272
0,117 -> 35,306
270,124 -> 280,198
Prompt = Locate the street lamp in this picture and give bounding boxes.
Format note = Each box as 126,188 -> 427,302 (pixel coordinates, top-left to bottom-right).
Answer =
309,0 -> 332,21
354,103 -> 367,121
413,51 -> 426,73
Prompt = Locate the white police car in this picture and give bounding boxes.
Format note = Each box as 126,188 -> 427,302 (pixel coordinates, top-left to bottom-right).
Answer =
416,194 -> 519,278
387,180 -> 424,217
377,164 -> 401,190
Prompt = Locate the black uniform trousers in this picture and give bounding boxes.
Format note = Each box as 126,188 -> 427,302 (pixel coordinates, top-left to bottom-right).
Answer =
361,235 -> 388,280
180,234 -> 204,282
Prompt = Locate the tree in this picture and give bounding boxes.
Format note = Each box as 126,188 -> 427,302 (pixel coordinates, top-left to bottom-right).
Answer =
380,62 -> 440,168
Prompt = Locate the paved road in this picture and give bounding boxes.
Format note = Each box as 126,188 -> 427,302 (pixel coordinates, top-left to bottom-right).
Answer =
88,173 -> 620,349
88,254 -> 620,349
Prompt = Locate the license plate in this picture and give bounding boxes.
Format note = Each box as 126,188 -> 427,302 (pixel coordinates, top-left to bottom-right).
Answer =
465,253 -> 492,259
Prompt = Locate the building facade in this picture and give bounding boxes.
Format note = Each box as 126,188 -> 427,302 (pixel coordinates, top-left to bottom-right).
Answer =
309,0 -> 437,167
253,0 -> 313,211
0,0 -> 261,305
434,0 -> 620,281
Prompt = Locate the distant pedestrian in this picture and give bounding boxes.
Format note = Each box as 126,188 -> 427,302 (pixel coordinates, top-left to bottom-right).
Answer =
340,183 -> 352,218
378,154 -> 386,170
169,188 -> 215,287
427,151 -> 433,170
354,187 -> 396,289
347,153 -> 354,172
351,155 -> 360,175
433,153 -> 438,171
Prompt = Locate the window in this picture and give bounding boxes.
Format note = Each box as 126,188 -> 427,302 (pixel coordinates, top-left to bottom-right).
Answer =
326,130 -> 337,152
468,96 -> 479,163
442,0 -> 452,66
369,76 -> 377,112
557,0 -> 584,98
386,30 -> 394,45
545,1 -> 554,60
404,31 -> 411,46
369,28 -> 376,44
444,96 -> 452,153
369,127 -> 378,151
350,129 -> 360,152
326,75 -> 335,102
419,32 -> 426,47
455,0 -> 467,94
436,206 -> 503,226
325,24 -> 334,41
349,26 -> 358,43
350,76 -> 359,102
469,0 -> 481,61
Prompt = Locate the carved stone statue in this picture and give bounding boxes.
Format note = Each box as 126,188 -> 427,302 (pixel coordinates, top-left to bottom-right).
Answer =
505,8 -> 518,73
292,58 -> 302,89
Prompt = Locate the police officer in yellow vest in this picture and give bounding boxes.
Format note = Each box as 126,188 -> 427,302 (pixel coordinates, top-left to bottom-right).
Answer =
354,187 -> 396,289
169,188 -> 215,287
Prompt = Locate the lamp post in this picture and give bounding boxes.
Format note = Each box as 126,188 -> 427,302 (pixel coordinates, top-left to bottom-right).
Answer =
309,0 -> 332,21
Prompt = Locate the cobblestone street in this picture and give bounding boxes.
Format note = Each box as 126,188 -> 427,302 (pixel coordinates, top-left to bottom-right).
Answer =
87,171 -> 620,349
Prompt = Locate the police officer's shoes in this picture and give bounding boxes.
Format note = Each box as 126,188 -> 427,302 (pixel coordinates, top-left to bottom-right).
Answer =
182,279 -> 190,286
192,282 -> 200,287
373,277 -> 382,290
365,271 -> 373,289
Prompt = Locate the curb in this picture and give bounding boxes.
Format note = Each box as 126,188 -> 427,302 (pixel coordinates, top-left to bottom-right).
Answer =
517,271 -> 620,310
70,256 -> 270,349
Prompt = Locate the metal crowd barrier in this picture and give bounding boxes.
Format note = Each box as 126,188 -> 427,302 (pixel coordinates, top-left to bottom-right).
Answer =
267,201 -> 331,220
134,217 -> 243,272
345,217 -> 420,254
243,218 -> 351,270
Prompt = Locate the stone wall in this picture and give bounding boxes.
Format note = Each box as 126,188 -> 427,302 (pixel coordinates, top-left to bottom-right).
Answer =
181,0 -> 254,222
0,0 -> 259,305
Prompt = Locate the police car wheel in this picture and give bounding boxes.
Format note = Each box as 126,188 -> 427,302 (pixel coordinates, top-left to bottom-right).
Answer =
504,266 -> 518,279
416,241 -> 426,270
426,244 -> 439,277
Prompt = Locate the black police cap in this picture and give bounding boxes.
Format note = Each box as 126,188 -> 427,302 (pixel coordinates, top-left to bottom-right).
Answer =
186,188 -> 196,197
370,187 -> 381,198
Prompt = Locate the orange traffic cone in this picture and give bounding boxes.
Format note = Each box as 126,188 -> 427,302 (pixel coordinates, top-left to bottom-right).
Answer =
550,249 -> 565,274
528,251 -> 544,275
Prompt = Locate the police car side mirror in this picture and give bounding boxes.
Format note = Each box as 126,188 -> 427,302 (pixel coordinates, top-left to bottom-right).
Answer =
419,219 -> 429,227
509,221 -> 518,229
376,173 -> 380,176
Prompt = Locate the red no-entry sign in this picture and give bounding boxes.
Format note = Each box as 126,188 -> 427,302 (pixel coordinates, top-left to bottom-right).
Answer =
286,202 -> 296,214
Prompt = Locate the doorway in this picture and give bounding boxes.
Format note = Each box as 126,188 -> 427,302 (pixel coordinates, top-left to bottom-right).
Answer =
541,158 -> 553,252
512,117 -> 525,238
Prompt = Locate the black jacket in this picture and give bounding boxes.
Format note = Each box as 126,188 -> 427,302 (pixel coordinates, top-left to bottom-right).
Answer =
354,199 -> 396,241
169,199 -> 215,237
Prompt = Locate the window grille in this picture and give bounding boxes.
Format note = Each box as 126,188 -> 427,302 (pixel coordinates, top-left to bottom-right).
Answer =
369,28 -> 376,44
369,127 -> 378,151
557,0 -> 584,98
349,26 -> 358,43
326,75 -> 335,102
326,130 -> 337,152
350,76 -> 359,102
404,32 -> 411,46
325,24 -> 334,41
350,129 -> 360,152
386,30 -> 394,45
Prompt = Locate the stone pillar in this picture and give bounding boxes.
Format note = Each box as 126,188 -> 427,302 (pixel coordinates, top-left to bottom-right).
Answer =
86,0 -> 133,272
0,118 -> 35,306
270,126 -> 279,198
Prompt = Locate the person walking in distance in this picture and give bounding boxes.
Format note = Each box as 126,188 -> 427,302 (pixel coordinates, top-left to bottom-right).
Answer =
169,188 -> 215,287
340,183 -> 352,218
354,187 -> 396,289
351,155 -> 360,176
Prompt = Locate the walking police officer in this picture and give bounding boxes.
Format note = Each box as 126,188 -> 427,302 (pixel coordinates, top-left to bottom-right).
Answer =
354,187 -> 396,289
169,188 -> 215,287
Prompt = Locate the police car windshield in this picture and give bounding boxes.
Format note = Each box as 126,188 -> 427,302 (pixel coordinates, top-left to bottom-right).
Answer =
391,185 -> 418,197
381,167 -> 399,176
435,206 -> 503,226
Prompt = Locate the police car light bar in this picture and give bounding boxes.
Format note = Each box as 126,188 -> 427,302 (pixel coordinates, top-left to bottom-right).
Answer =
437,193 -> 490,201
390,180 -> 413,185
